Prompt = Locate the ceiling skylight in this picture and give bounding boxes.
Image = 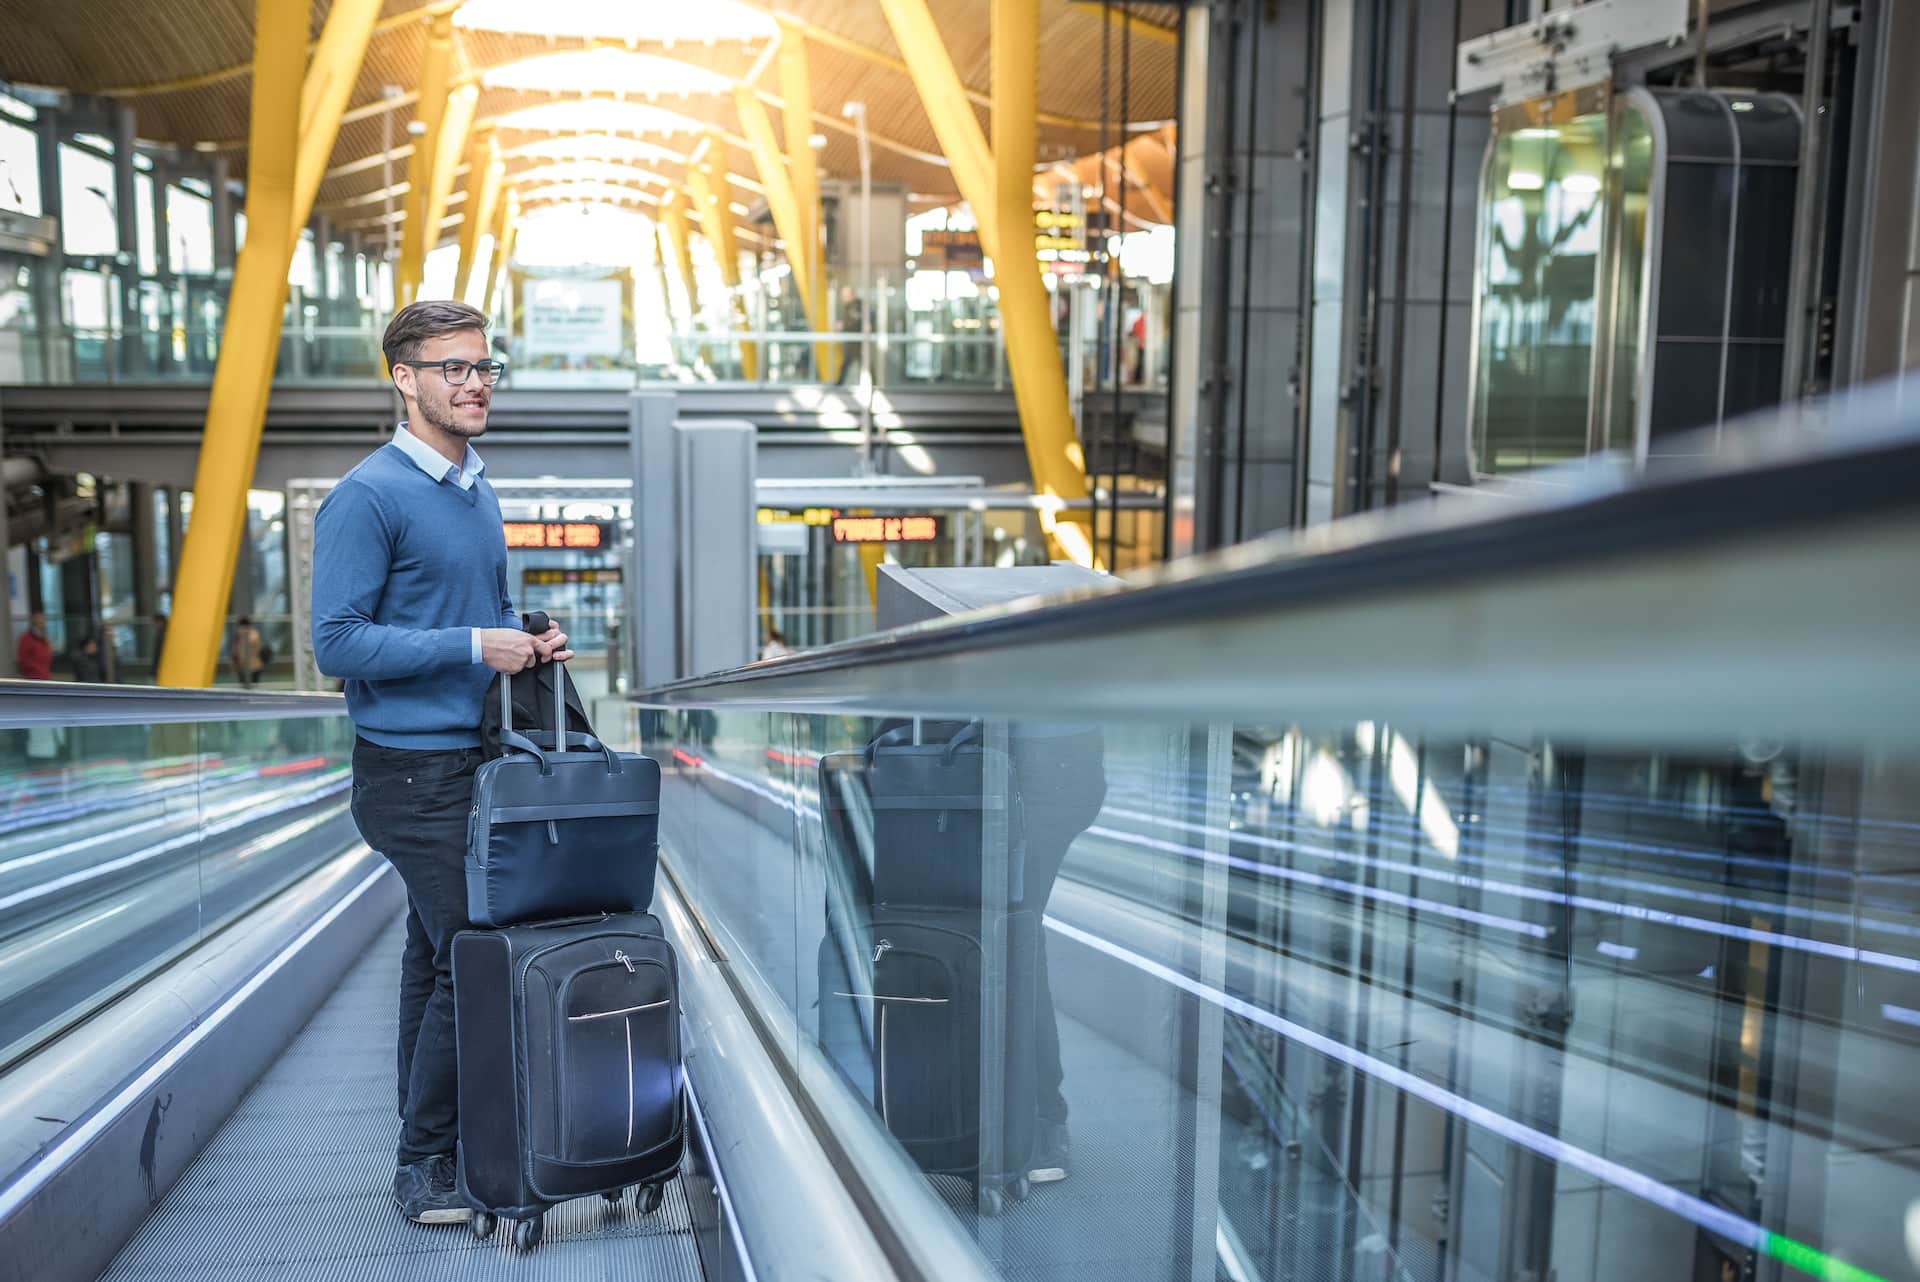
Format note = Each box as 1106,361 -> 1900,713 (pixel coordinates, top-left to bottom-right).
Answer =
520,181 -> 662,207
484,49 -> 734,98
493,101 -> 709,137
512,161 -> 674,190
454,0 -> 776,45
506,135 -> 687,167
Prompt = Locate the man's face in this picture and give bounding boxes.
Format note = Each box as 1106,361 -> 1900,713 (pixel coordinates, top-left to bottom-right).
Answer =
398,329 -> 491,440
28,612 -> 45,636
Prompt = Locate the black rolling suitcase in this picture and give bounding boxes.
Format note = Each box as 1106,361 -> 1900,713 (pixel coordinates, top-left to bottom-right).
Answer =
453,911 -> 685,1250
815,721 -> 1041,1213
466,633 -> 662,928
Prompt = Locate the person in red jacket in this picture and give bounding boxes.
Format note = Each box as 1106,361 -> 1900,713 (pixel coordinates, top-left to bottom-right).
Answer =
16,611 -> 52,680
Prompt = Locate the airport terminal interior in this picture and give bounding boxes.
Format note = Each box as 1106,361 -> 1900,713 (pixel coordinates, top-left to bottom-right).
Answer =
1,0 -> 1918,1279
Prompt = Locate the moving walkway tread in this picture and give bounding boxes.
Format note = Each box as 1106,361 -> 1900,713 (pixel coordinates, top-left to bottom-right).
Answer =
95,914 -> 703,1282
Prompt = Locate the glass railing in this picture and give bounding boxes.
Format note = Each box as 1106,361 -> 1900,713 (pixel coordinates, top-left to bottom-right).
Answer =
0,325 -> 1011,391
0,684 -> 358,1071
617,381 -> 1920,1282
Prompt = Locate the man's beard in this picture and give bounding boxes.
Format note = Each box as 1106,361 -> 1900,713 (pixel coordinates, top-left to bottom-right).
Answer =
417,387 -> 486,438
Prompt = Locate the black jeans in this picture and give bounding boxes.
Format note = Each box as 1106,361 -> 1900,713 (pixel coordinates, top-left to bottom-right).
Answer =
350,738 -> 484,1166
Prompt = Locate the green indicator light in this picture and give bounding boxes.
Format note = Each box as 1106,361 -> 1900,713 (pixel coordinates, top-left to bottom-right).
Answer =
1765,1231 -> 1891,1282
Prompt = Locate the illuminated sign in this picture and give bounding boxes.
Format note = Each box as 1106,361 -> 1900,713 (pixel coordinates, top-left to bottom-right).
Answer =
831,515 -> 941,544
1033,210 -> 1082,230
756,507 -> 839,527
524,567 -> 623,587
503,521 -> 609,550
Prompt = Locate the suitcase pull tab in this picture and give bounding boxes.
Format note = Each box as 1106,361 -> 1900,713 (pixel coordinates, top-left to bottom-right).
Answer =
615,950 -> 637,973
873,939 -> 893,964
547,820 -> 560,845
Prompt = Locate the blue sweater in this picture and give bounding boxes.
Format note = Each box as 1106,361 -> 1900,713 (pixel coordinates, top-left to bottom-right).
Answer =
312,443 -> 517,748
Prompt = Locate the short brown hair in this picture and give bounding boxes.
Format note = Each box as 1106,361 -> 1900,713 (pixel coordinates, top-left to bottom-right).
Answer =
382,299 -> 490,370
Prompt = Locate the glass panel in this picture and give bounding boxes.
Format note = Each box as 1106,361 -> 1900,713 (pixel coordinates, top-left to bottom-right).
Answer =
639,695 -> 1920,1282
0,711 -> 356,1072
59,143 -> 118,257
1602,103 -> 1655,455
1471,113 -> 1609,476
134,170 -> 156,276
0,117 -> 41,216
166,184 -> 214,275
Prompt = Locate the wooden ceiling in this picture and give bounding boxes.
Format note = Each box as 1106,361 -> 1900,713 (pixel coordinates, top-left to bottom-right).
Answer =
0,0 -> 1179,243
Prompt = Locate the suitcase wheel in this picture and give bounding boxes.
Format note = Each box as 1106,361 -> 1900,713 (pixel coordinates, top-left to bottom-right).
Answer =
512,1216 -> 544,1252
601,1189 -> 624,1204
978,1186 -> 1008,1217
471,1211 -> 497,1240
636,1181 -> 666,1215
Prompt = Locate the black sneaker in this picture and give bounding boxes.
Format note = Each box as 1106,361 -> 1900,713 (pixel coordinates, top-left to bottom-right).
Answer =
1028,1123 -> 1071,1184
393,1153 -> 472,1224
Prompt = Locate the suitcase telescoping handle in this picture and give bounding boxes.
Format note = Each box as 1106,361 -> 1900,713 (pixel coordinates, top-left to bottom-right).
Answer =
498,613 -> 621,773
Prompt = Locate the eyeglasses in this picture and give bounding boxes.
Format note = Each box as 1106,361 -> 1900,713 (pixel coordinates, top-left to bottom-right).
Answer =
400,358 -> 507,386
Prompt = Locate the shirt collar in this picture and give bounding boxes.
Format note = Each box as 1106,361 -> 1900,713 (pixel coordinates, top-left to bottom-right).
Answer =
392,421 -> 485,491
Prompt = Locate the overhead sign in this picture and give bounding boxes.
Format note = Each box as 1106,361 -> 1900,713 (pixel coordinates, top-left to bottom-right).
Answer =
503,521 -> 609,550
757,507 -> 839,527
524,567 -> 623,586
521,278 -> 624,358
831,515 -> 941,544
919,229 -> 983,272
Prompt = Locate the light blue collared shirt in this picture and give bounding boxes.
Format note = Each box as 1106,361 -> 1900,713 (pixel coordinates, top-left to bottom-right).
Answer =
390,422 -> 491,663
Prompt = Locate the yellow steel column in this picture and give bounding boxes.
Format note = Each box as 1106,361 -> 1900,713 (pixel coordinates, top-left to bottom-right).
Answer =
734,87 -> 820,340
775,24 -> 837,380
291,0 -> 382,234
481,187 -> 518,317
157,0 -> 306,686
880,0 -> 1094,564
453,130 -> 501,303
658,193 -> 703,366
395,11 -> 454,306
417,82 -> 477,294
689,146 -> 758,381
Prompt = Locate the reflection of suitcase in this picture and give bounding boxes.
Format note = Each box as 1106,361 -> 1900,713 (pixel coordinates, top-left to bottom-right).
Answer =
454,912 -> 684,1250
815,721 -> 1039,1211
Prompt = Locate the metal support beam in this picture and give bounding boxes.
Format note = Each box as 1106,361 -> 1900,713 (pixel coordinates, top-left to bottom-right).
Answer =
209,155 -> 236,275
776,25 -> 837,381
689,150 -> 759,381
156,0 -> 305,687
878,0 -> 1093,562
395,11 -> 454,306
453,132 -> 502,305
111,103 -> 142,378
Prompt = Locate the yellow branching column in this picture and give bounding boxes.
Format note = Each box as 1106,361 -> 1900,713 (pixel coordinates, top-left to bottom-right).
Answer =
159,0 -> 378,685
688,145 -> 758,382
396,11 -> 454,306
481,187 -> 518,318
776,24 -> 837,380
878,0 -> 1094,564
419,82 -> 477,291
735,86 -> 818,346
453,130 -> 502,304
658,193 -> 703,368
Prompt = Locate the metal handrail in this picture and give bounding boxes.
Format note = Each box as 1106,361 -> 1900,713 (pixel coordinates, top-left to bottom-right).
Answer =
628,378 -> 1920,744
0,680 -> 346,727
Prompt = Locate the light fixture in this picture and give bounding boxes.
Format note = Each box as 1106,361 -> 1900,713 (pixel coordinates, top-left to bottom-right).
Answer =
493,100 -> 708,137
484,49 -> 733,97
1560,172 -> 1601,195
1729,99 -> 1756,112
1507,170 -> 1545,191
454,0 -> 775,41
807,133 -> 828,151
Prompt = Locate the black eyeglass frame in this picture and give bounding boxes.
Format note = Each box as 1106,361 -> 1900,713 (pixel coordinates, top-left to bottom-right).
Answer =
398,358 -> 508,386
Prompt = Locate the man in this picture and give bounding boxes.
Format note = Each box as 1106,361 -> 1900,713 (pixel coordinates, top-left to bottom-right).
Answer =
70,633 -> 104,683
16,610 -> 52,680
230,615 -> 263,688
311,299 -> 571,1226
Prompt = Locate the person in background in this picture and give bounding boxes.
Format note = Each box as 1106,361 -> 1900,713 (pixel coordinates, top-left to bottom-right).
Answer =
70,634 -> 104,683
760,628 -> 793,660
231,615 -> 264,688
16,610 -> 52,680
833,285 -> 864,386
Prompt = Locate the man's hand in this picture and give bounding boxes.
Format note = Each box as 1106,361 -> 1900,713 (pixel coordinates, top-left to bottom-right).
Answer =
531,623 -> 574,664
479,627 -> 540,674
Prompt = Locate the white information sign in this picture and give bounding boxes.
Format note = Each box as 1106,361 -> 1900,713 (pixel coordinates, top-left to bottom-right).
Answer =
522,278 -> 625,358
